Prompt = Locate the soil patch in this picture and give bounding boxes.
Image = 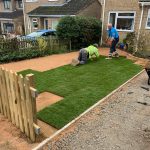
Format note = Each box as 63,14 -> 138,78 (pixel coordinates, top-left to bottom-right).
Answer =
36,92 -> 63,111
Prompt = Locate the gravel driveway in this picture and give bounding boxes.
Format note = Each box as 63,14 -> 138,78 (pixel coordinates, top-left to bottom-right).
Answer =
38,71 -> 150,150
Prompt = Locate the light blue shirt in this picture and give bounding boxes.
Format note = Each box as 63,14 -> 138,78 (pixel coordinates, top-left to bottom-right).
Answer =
107,27 -> 119,39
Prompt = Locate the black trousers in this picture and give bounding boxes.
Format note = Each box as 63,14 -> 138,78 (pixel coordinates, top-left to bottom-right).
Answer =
110,37 -> 119,54
78,48 -> 89,64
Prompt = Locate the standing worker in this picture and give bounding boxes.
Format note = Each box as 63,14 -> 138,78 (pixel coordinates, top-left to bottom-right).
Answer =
106,23 -> 119,59
71,44 -> 99,66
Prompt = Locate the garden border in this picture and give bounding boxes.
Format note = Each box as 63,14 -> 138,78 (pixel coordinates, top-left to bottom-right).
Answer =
33,69 -> 145,150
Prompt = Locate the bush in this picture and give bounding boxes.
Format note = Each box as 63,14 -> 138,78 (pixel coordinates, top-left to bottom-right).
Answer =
57,16 -> 102,49
123,32 -> 136,54
57,16 -> 80,41
0,48 -> 69,63
0,37 -> 70,63
134,50 -> 150,59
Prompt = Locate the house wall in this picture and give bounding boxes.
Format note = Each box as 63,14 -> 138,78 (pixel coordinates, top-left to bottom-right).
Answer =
24,0 -> 65,14
103,0 -> 141,41
14,16 -> 24,34
26,0 -> 102,33
77,0 -> 102,20
0,0 -> 24,34
0,0 -> 20,12
0,18 -> 23,34
140,6 -> 150,51
29,17 -> 60,32
103,0 -> 150,52
24,0 -> 65,34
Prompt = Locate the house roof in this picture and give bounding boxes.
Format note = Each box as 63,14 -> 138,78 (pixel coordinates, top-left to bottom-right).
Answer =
28,0 -> 96,16
0,10 -> 23,19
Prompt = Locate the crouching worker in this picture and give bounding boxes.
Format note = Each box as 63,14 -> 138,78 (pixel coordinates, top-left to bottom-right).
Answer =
71,44 -> 99,66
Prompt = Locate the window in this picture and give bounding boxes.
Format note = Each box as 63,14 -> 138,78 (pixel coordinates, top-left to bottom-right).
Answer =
3,0 -> 11,9
18,0 -> 23,8
3,23 -> 14,33
108,12 -> 135,31
32,18 -> 38,29
146,9 -> 150,29
26,0 -> 37,2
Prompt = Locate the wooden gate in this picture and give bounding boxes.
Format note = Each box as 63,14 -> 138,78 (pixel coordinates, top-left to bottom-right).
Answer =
0,67 -> 39,142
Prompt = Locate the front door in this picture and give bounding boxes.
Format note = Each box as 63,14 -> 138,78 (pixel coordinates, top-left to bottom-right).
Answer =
45,19 -> 48,30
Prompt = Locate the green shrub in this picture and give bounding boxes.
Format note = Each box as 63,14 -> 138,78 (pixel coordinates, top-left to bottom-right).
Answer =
0,48 -> 68,64
57,16 -> 102,49
0,37 -> 70,63
37,38 -> 48,51
57,16 -> 80,41
123,32 -> 136,53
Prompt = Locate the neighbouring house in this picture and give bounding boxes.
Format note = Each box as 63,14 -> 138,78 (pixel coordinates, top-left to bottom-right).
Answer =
23,0 -> 102,34
24,0 -> 150,52
101,0 -> 150,52
0,0 -> 24,34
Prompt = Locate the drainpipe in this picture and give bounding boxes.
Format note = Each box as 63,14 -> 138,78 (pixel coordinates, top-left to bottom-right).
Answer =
135,2 -> 144,52
22,0 -> 26,34
100,0 -> 106,46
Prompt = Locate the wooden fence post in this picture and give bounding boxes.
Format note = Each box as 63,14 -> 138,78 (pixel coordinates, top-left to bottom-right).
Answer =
26,74 -> 37,124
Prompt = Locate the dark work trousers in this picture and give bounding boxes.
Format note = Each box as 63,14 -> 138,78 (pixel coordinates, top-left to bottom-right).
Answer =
78,48 -> 89,64
110,37 -> 119,54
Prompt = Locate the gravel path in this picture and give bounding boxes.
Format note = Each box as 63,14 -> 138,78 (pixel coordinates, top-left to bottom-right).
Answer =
39,71 -> 150,150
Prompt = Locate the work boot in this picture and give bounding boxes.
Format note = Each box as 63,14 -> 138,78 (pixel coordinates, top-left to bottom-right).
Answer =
105,54 -> 112,60
71,58 -> 80,66
113,52 -> 119,58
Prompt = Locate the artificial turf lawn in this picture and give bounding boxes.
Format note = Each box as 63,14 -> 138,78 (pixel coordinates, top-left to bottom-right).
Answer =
20,56 -> 142,129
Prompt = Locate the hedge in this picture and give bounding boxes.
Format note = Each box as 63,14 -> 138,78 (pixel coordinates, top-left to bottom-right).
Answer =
57,16 -> 102,49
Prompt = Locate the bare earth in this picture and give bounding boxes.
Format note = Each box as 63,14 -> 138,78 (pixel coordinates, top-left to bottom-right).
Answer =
0,48 -> 128,72
39,71 -> 150,150
0,48 -> 149,150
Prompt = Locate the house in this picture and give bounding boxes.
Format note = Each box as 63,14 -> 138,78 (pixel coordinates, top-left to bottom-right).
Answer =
0,0 -> 24,34
101,0 -> 150,51
23,0 -> 102,34
24,0 -> 150,51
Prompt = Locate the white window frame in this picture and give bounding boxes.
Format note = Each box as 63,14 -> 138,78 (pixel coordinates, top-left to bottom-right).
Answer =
146,9 -> 150,29
108,11 -> 136,32
26,0 -> 38,2
32,18 -> 38,29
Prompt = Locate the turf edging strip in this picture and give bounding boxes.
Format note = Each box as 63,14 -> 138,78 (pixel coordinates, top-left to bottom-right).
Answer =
33,69 -> 145,150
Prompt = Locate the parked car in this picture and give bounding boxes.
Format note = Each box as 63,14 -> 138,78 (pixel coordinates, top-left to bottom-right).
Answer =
19,29 -> 56,40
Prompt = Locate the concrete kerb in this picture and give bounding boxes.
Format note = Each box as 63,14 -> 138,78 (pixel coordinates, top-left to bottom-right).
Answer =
33,69 -> 145,150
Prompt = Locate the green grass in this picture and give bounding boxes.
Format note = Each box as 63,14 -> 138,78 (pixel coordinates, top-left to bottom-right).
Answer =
20,56 -> 142,129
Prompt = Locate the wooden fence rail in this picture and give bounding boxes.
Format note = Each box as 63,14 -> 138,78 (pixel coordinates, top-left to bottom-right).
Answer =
0,67 -> 39,142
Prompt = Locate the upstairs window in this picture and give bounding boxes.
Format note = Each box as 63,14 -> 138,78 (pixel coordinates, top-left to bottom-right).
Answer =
146,9 -> 150,29
18,0 -> 23,8
108,11 -> 136,32
3,0 -> 11,9
26,0 -> 38,2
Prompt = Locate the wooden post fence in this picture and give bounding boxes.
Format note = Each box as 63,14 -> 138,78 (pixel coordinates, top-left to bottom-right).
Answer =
0,67 -> 39,142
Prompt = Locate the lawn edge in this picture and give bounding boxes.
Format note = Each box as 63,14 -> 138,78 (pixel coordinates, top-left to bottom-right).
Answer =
33,69 -> 145,150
